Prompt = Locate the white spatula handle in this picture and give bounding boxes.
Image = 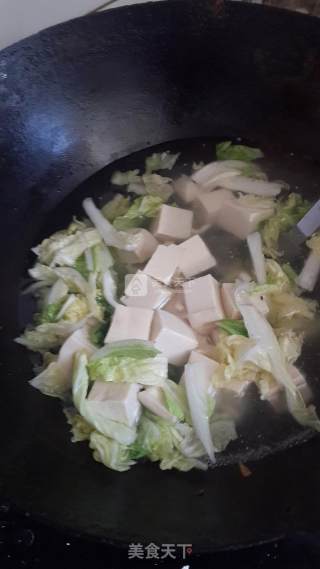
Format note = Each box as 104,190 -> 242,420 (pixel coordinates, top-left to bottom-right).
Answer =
297,199 -> 320,238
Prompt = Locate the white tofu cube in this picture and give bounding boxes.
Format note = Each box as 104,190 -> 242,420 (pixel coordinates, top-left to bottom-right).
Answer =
177,235 -> 216,278
121,271 -> 172,310
221,283 -> 241,320
163,291 -> 188,320
183,275 -> 225,332
117,228 -> 158,264
194,332 -> 215,357
217,200 -> 273,240
193,189 -> 234,226
174,175 -> 203,204
88,381 -> 141,427
189,350 -> 220,375
143,244 -> 180,285
104,304 -> 154,343
187,310 -> 219,333
151,204 -> 193,242
150,309 -> 198,365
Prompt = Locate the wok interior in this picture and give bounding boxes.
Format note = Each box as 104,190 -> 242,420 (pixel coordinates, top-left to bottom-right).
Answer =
2,0 -> 320,548
19,136 -> 320,466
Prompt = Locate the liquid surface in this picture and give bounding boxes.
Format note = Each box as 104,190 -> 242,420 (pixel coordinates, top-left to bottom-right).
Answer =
19,136 -> 320,467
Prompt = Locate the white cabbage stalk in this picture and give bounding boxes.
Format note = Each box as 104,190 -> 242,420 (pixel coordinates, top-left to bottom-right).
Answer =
54,267 -> 89,295
85,248 -> 94,272
127,182 -> 145,195
184,362 -> 216,462
138,387 -> 176,423
86,272 -> 103,320
103,270 -> 118,309
192,160 -> 244,189
28,263 -> 57,285
297,251 -> 320,292
234,288 -> 320,432
235,289 -> 297,395
56,294 -> 77,320
219,176 -> 282,197
46,279 -> 68,305
247,232 -> 266,284
50,229 -> 101,267
93,243 -> 114,272
15,317 -> 92,353
249,292 -> 269,316
83,198 -> 132,250
30,326 -> 95,397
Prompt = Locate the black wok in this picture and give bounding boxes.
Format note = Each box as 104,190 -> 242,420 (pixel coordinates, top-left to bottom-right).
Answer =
1,0 -> 320,551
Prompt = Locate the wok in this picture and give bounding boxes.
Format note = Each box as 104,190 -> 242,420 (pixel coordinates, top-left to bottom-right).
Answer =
1,0 -> 320,551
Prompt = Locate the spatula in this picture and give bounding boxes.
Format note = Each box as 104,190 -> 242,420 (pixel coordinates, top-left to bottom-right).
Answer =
278,199 -> 320,261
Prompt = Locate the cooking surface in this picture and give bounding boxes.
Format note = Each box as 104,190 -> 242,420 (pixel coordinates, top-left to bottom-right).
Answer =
2,0 -> 320,552
22,136 -> 320,467
2,502 -> 320,569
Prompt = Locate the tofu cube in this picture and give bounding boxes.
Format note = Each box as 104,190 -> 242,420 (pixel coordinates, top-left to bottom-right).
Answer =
104,304 -> 154,343
117,228 -> 158,264
88,381 -> 141,427
193,189 -> 234,226
221,283 -> 241,320
194,332 -> 215,357
189,350 -> 220,375
177,235 -> 216,278
143,244 -> 180,285
183,275 -> 225,332
121,271 -> 172,310
174,175 -> 203,204
217,200 -> 274,240
150,309 -> 198,365
163,291 -> 188,320
151,204 -> 193,242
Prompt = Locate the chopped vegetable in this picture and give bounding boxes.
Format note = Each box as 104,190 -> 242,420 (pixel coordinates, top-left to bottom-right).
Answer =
216,141 -> 263,162
111,170 -> 141,186
30,326 -> 95,398
145,151 -> 179,173
36,301 -> 64,325
113,195 -> 164,230
90,431 -> 136,472
72,352 -> 137,444
17,144 -> 320,474
184,362 -> 216,462
64,408 -> 94,442
297,233 -> 320,292
261,193 -> 310,258
82,198 -> 130,249
101,194 -> 130,221
297,252 -> 320,292
247,232 -> 266,284
217,319 -> 248,337
88,340 -> 168,385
